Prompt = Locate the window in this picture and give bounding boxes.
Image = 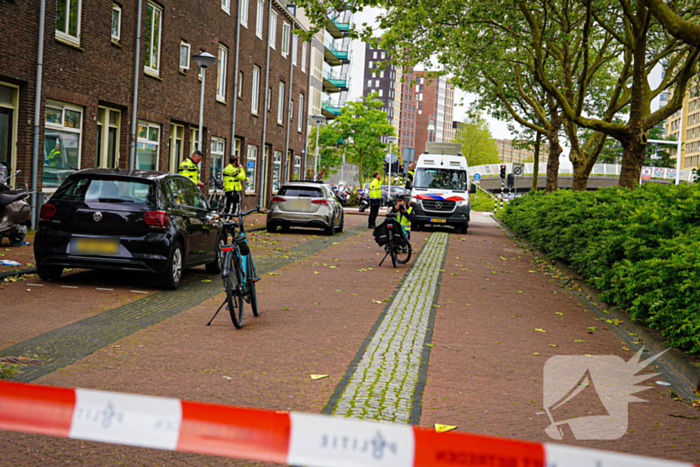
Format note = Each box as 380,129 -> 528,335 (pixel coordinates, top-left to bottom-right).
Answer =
367,80 -> 372,88
217,44 -> 228,101
272,151 -> 282,192
222,0 -> 230,14
238,72 -> 244,98
381,51 -> 386,59
379,89 -> 383,97
56,0 -> 81,45
136,121 -> 160,170
96,107 -> 120,169
294,155 -> 301,180
252,65 -> 261,114
246,145 -> 258,192
145,2 -> 162,76
298,93 -> 304,132
179,41 -> 190,70
375,80 -> 379,87
301,42 -> 307,73
256,0 -> 264,39
380,70 -> 384,78
267,87 -> 272,111
112,4 -> 121,41
240,0 -> 248,25
277,82 -> 285,124
373,51 -> 377,59
44,101 -> 82,189
282,22 -> 290,57
418,102 -> 422,110
182,178 -> 207,208
169,123 -> 184,173
289,99 -> 294,124
234,138 -> 241,156
190,128 -> 200,152
292,35 -> 298,66
269,11 -> 277,49
210,137 -> 226,183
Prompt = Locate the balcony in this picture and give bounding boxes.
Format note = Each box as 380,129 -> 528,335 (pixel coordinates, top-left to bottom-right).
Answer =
326,12 -> 351,39
322,101 -> 343,118
323,70 -> 349,93
324,39 -> 350,66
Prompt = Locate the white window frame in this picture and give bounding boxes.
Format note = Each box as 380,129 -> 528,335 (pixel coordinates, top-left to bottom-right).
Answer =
179,41 -> 190,70
301,42 -> 307,73
96,106 -> 121,169
136,120 -> 160,171
144,2 -> 162,77
222,0 -> 231,15
44,100 -> 83,191
240,0 -> 248,26
217,44 -> 228,102
294,155 -> 301,180
292,35 -> 298,66
169,123 -> 184,173
269,11 -> 277,49
238,71 -> 244,99
252,65 -> 261,115
281,22 -> 290,58
246,145 -> 258,192
272,150 -> 282,193
210,136 -> 226,182
256,0 -> 264,39
379,89 -> 383,97
55,0 -> 82,46
277,82 -> 285,125
373,51 -> 377,59
289,99 -> 294,124
298,93 -> 304,132
111,3 -> 121,42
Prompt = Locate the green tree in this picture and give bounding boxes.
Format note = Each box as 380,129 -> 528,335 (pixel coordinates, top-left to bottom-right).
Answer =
331,94 -> 395,186
453,109 -> 499,166
307,124 -> 343,179
644,123 -> 677,168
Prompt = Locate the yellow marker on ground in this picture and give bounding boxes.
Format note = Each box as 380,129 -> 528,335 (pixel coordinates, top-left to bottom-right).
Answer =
310,374 -> 329,380
434,424 -> 457,433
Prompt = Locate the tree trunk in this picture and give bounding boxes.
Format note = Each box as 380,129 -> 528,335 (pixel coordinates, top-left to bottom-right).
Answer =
619,132 -> 647,188
545,97 -> 563,192
532,132 -> 541,191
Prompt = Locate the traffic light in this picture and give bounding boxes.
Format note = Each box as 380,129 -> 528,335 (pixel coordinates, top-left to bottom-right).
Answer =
383,162 -> 389,173
500,165 -> 507,179
507,173 -> 515,188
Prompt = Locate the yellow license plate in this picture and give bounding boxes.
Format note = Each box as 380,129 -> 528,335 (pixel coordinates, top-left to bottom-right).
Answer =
430,218 -> 447,223
72,238 -> 120,255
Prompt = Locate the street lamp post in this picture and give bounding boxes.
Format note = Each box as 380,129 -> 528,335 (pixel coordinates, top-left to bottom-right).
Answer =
312,114 -> 326,180
192,51 -> 217,167
427,119 -> 435,147
386,136 -> 397,205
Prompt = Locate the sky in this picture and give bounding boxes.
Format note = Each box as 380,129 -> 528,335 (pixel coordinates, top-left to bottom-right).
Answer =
345,7 -> 664,166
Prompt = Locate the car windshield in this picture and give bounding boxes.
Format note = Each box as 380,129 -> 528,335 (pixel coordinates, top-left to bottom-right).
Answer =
278,186 -> 323,197
414,168 -> 467,191
53,177 -> 155,204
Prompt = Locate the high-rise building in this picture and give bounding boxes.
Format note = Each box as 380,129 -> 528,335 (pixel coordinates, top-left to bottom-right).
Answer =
362,43 -> 397,133
663,93 -> 699,170
412,71 -> 455,156
495,139 -> 550,164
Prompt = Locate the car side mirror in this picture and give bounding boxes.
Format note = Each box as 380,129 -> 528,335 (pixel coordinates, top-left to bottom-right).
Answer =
470,183 -> 477,194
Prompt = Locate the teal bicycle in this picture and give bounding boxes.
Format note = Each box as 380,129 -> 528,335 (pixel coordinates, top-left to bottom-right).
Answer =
206,206 -> 260,328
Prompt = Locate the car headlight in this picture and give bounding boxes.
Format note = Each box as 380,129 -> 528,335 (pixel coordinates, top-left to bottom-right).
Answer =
411,197 -> 420,205
457,200 -> 469,207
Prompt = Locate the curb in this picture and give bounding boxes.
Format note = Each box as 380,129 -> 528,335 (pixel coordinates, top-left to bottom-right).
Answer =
491,214 -> 700,393
0,268 -> 37,280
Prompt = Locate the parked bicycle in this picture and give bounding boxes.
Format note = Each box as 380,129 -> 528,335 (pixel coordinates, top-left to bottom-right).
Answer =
206,206 -> 260,328
373,212 -> 412,268
208,177 -> 225,212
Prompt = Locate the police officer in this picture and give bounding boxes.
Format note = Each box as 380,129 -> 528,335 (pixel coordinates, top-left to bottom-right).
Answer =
178,150 -> 204,187
47,139 -> 62,168
393,196 -> 414,241
223,155 -> 246,214
405,162 -> 416,190
368,171 -> 382,229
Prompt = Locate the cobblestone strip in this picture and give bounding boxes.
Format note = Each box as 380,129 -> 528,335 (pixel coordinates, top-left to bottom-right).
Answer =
1,226 -> 366,382
329,232 -> 449,424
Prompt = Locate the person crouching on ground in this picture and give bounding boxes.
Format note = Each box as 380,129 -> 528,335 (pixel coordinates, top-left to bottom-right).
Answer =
392,196 -> 414,241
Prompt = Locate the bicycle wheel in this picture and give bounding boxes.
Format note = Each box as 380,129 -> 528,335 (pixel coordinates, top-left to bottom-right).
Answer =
246,255 -> 259,317
225,258 -> 245,328
396,241 -> 412,264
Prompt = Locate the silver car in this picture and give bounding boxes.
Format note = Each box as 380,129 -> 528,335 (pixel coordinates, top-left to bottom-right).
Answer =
266,182 -> 344,235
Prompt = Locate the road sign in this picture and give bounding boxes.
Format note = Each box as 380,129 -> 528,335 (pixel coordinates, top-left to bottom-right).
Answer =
474,173 -> 481,182
513,163 -> 525,177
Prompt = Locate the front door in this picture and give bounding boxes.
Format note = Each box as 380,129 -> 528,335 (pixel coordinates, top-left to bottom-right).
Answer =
0,107 -> 13,178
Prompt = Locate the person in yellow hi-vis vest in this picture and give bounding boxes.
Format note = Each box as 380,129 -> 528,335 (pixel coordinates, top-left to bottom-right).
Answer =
178,150 -> 204,187
393,196 -> 414,241
368,171 -> 382,229
223,155 -> 247,214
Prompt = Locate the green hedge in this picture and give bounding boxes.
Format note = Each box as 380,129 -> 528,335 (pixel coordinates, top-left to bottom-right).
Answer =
499,184 -> 700,353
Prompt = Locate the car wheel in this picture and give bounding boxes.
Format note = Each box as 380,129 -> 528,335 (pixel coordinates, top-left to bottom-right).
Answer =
336,213 -> 344,233
324,217 -> 335,236
159,241 -> 183,290
460,223 -> 468,235
205,236 -> 224,274
37,264 -> 63,282
266,224 -> 276,233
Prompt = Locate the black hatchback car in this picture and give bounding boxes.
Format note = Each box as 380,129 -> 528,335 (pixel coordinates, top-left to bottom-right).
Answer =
34,169 -> 225,289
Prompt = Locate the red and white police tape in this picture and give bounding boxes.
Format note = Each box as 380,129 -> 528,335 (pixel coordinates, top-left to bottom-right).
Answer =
0,380 -> 697,467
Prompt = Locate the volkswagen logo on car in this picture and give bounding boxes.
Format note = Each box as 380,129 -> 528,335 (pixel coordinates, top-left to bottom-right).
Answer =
93,212 -> 103,222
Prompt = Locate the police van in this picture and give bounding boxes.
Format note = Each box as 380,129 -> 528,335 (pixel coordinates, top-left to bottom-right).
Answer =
409,142 -> 472,234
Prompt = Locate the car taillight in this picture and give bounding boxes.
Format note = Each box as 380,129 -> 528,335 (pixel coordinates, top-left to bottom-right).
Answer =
312,199 -> 329,205
39,204 -> 56,222
271,196 -> 286,203
143,211 -> 170,229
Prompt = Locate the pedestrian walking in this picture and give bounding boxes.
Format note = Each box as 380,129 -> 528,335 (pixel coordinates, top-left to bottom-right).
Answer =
222,155 -> 246,215
178,150 -> 204,188
368,171 -> 382,229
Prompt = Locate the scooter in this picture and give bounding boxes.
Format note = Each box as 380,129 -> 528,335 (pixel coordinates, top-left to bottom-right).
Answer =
0,169 -> 32,246
358,192 -> 369,212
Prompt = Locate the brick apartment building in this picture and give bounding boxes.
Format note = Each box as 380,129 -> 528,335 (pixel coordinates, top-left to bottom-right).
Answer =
0,0 -> 310,209
412,71 -> 455,157
496,138 -> 550,164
